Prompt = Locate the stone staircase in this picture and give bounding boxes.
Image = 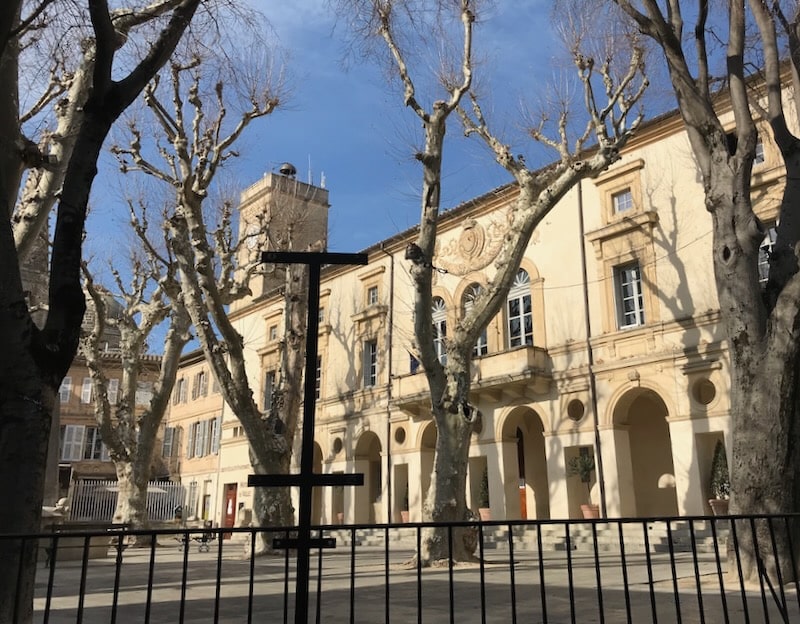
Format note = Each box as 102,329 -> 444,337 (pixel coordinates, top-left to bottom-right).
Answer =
323,520 -> 730,555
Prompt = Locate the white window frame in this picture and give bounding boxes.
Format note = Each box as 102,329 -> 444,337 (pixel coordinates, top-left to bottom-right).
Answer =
612,188 -> 634,213
107,378 -> 119,405
615,262 -> 646,329
194,420 -> 208,458
759,224 -> 777,285
60,425 -> 85,461
81,377 -> 93,404
463,284 -> 488,357
367,285 -> 379,306
83,426 -> 105,460
186,423 -> 196,459
363,340 -> 378,387
432,297 -> 447,364
263,370 -> 276,413
210,416 -> 221,454
59,377 -> 72,404
315,356 -> 322,400
162,426 -> 178,458
507,270 -> 533,348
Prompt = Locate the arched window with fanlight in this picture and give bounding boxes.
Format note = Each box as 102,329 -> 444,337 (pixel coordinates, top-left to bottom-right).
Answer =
463,283 -> 488,357
432,296 -> 447,364
507,269 -> 533,347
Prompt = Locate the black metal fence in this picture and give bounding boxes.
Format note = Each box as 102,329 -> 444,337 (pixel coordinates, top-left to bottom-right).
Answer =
6,514 -> 800,623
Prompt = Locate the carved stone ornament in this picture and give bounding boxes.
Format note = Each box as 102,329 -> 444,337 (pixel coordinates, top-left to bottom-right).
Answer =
434,214 -> 507,276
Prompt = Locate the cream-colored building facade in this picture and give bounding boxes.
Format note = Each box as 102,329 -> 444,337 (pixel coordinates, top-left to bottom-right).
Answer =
165,101 -> 786,529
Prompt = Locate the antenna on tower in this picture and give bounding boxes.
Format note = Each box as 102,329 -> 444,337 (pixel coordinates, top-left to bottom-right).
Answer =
307,155 -> 312,185
320,172 -> 326,189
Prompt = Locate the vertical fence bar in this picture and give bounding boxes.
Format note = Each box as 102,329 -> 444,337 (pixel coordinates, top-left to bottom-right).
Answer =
247,529 -> 257,624
316,528 -> 324,624
642,520 -> 658,623
350,527 -> 357,624
448,525 -> 455,624
565,522 -> 576,624
617,521 -> 632,624
709,516 -> 729,622
750,517 -> 771,623
109,532 -> 125,624
666,520 -> 682,624
178,530 -> 190,624
144,534 -> 157,624
416,526 -> 422,624
508,522 -> 518,624
688,519 -> 705,624
214,528 -> 223,623
730,518 -> 751,624
43,535 -> 58,624
537,523 -> 547,623
384,525 -> 390,624
784,516 -> 800,614
478,523 -> 487,624
75,535 -> 91,624
591,520 -> 604,624
766,516 -> 788,619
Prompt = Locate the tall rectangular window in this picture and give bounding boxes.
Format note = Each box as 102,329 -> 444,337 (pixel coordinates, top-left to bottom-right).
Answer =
210,416 -> 222,454
107,378 -> 119,405
136,381 -> 154,406
83,427 -> 105,460
60,425 -> 85,461
162,426 -> 178,458
612,188 -> 634,213
759,225 -> 777,285
186,423 -> 196,459
195,420 -> 208,458
59,377 -> 72,404
81,377 -> 93,404
367,285 -> 379,306
615,262 -> 645,328
315,356 -> 322,400
507,270 -> 533,348
193,371 -> 208,399
363,340 -> 378,387
263,371 -> 276,413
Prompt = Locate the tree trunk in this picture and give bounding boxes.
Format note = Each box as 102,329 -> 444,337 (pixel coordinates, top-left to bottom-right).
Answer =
112,456 -> 154,546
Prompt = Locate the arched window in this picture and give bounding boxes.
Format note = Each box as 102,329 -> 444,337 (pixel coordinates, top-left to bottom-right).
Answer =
463,283 -> 488,356
507,269 -> 533,347
432,296 -> 447,364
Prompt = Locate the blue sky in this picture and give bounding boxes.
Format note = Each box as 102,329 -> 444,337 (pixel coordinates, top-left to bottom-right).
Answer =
195,1 -> 560,253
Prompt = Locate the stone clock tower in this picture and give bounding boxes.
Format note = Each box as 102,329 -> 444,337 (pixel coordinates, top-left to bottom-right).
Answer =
234,163 -> 330,310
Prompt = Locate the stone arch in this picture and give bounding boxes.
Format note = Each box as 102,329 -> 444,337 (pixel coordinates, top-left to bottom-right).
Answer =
610,386 -> 678,517
494,406 -> 550,520
353,431 -> 382,524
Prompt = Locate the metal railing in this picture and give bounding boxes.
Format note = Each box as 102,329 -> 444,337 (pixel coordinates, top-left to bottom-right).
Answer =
5,513 -> 800,623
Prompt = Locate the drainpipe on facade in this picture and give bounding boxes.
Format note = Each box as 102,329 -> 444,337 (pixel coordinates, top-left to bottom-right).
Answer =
577,179 -> 608,517
379,243 -> 394,523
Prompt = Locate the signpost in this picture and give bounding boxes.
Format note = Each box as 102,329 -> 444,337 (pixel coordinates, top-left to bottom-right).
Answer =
248,251 -> 368,624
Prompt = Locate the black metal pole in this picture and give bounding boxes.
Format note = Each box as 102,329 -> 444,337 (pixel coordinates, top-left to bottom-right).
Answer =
294,261 -> 321,624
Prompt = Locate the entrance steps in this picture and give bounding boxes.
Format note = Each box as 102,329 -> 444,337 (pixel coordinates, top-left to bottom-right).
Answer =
324,520 -> 730,554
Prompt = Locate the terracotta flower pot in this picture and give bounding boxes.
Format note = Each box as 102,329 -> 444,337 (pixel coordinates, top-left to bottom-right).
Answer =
708,499 -> 729,516
580,504 -> 600,519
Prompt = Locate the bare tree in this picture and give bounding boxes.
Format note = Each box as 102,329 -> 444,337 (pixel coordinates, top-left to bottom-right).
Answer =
0,0 -> 200,618
112,45 -> 319,547
340,0 -> 646,563
80,201 -> 190,537
611,0 -> 800,582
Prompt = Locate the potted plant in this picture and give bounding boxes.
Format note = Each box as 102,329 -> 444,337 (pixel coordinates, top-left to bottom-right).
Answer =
568,450 -> 599,518
478,465 -> 491,521
708,440 -> 730,516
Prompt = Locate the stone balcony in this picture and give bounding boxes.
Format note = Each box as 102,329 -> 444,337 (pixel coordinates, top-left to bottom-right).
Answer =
392,346 -> 552,417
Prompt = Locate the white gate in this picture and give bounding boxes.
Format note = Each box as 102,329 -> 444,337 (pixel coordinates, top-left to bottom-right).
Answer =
69,480 -> 187,522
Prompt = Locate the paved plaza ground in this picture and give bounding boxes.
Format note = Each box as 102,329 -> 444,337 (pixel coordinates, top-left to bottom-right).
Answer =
32,537 -> 800,624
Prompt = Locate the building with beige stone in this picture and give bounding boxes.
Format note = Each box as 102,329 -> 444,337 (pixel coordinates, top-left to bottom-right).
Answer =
163,99 -> 784,530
